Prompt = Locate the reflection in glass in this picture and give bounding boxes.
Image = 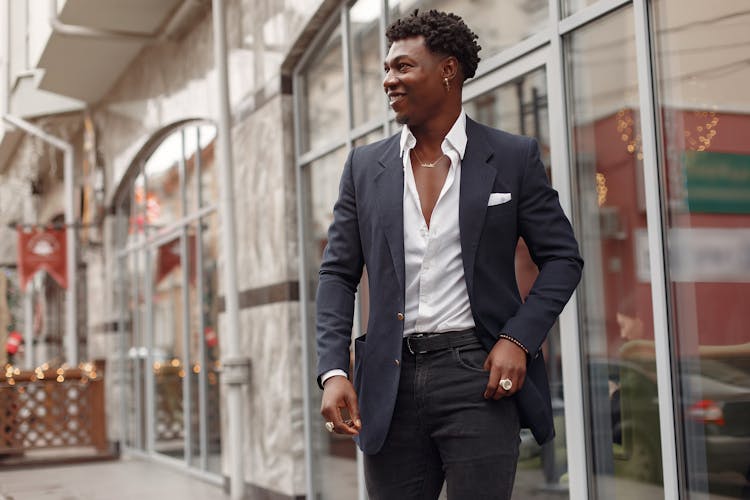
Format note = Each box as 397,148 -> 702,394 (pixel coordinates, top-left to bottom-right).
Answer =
127,248 -> 148,451
303,147 -> 360,500
563,0 -> 598,17
183,125 -> 218,215
389,0 -> 547,61
117,123 -> 220,473
353,128 -> 386,148
144,125 -> 218,229
151,238 -> 187,459
144,133 -> 183,230
299,24 -> 346,153
654,1 -> 750,497
188,213 -> 222,472
567,6 -> 665,497
350,0 -> 385,128
466,67 -> 568,498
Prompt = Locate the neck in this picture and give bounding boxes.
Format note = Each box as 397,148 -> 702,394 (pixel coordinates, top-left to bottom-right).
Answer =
410,105 -> 462,149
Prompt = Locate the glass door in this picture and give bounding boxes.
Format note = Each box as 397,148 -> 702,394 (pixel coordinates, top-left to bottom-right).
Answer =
150,235 -> 188,460
463,46 -> 571,498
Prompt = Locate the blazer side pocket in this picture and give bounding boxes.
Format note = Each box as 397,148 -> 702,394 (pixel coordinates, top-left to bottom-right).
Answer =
353,334 -> 367,393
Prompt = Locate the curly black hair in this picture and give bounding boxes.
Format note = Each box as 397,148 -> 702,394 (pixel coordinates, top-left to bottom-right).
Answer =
386,10 -> 481,81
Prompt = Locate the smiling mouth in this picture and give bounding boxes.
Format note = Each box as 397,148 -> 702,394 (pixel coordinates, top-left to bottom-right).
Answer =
388,94 -> 405,106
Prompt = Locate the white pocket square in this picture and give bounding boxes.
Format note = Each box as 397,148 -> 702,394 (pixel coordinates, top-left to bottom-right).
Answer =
487,192 -> 512,206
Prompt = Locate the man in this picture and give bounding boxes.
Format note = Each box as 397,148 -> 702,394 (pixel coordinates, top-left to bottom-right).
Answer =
316,10 -> 582,499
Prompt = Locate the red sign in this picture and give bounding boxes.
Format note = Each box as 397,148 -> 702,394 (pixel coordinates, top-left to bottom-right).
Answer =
17,227 -> 67,291
6,331 -> 23,355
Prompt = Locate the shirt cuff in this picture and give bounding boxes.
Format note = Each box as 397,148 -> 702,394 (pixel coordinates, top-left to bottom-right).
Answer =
321,369 -> 348,386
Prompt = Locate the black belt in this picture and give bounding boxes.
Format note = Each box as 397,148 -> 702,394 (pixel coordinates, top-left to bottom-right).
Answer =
403,329 -> 480,355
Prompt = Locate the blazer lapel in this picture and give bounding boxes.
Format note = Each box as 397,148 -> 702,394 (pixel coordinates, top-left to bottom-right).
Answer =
375,140 -> 405,294
460,119 -> 496,298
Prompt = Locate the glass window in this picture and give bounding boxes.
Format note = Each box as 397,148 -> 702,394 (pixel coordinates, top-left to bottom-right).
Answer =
115,121 -> 221,474
144,133 -> 184,230
653,1 -> 750,497
143,125 -> 217,231
183,124 -> 218,215
389,0 -> 548,62
301,146 -> 359,500
563,0 -> 599,17
350,0 -> 386,128
466,67 -> 569,497
298,23 -> 347,154
188,213 -> 222,473
567,5 -> 666,497
151,235 -> 188,460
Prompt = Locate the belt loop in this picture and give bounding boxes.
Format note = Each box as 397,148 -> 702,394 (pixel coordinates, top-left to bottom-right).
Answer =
406,334 -> 423,355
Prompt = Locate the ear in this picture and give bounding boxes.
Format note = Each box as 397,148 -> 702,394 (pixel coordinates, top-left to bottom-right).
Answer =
440,56 -> 460,82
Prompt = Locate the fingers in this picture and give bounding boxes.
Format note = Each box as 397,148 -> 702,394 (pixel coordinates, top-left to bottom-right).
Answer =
345,390 -> 362,431
485,367 -> 525,400
320,377 -> 360,436
483,340 -> 528,400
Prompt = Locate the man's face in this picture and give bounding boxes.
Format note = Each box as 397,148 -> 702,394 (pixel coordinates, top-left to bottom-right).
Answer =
383,36 -> 447,126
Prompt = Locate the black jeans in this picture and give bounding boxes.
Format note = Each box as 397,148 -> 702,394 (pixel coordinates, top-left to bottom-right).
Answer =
364,339 -> 520,500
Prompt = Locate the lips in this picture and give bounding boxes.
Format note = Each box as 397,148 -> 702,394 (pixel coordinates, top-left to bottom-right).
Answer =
388,93 -> 405,107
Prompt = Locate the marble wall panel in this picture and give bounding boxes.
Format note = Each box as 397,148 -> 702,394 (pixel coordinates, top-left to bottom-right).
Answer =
231,95 -> 299,291
217,300 -> 305,497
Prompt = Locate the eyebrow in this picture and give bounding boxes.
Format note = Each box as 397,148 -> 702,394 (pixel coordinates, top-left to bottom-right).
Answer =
384,55 -> 409,68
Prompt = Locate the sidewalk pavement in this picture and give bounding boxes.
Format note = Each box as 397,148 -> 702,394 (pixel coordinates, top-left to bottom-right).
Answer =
0,456 -> 229,500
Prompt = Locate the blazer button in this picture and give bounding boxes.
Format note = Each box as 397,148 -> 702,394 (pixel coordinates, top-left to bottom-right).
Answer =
397,312 -> 405,321
394,359 -> 400,366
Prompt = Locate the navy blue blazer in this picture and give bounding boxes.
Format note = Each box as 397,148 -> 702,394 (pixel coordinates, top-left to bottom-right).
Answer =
316,117 -> 583,455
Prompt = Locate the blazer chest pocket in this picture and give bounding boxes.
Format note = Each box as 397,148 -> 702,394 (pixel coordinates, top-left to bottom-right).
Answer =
485,199 -> 515,218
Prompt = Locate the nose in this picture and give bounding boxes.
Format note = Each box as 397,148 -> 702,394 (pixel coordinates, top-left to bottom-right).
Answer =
383,69 -> 397,91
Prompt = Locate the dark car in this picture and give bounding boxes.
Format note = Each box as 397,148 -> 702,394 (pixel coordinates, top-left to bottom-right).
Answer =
608,343 -> 750,497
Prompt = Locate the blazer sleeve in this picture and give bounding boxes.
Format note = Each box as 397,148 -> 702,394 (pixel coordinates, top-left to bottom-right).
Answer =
501,138 -> 583,357
315,148 -> 364,388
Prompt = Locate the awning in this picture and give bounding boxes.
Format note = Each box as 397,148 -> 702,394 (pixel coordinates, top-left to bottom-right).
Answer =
36,0 -> 188,104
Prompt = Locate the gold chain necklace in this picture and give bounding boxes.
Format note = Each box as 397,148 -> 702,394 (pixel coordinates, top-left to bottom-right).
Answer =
412,148 -> 446,168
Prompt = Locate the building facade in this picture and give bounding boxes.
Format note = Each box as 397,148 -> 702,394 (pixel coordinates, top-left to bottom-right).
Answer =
1,0 -> 749,499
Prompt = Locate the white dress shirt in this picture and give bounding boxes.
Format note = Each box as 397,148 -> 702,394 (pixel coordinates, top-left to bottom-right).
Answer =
322,110 -> 475,385
400,110 -> 474,335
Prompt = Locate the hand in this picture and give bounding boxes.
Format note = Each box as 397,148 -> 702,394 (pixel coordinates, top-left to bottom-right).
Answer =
483,338 -> 527,400
321,376 -> 362,435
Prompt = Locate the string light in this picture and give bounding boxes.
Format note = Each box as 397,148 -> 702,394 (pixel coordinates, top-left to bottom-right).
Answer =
616,108 -> 644,161
685,111 -> 719,151
596,172 -> 608,207
1,361 -> 101,385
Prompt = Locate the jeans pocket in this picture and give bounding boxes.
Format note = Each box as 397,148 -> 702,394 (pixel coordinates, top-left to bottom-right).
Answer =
452,345 -> 488,374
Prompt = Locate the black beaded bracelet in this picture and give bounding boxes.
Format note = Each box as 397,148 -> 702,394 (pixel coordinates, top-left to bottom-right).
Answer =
498,334 -> 529,355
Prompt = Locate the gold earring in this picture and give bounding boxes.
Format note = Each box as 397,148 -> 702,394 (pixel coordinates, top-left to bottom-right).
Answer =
444,77 -> 450,93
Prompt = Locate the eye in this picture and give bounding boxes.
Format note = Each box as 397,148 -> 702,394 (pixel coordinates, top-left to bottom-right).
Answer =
398,63 -> 410,71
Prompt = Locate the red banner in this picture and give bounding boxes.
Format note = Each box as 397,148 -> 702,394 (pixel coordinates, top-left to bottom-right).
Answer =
17,227 -> 68,291
155,234 -> 196,285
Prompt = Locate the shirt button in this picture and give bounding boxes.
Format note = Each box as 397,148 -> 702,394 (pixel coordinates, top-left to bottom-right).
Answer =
397,312 -> 405,321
